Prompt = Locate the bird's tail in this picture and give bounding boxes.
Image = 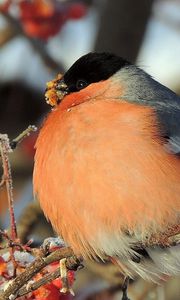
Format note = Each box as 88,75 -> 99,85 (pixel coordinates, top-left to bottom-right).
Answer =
115,244 -> 180,282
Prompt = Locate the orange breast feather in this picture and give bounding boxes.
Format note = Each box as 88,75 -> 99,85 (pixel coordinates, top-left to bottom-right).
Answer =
33,99 -> 180,257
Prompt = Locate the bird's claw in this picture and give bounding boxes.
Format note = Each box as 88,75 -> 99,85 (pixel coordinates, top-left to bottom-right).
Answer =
60,287 -> 75,296
121,277 -> 130,300
42,237 -> 66,254
60,258 -> 75,296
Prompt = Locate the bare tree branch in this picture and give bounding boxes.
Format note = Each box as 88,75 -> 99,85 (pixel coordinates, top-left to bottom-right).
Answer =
0,134 -> 17,241
10,125 -> 37,150
17,267 -> 61,297
0,247 -> 82,300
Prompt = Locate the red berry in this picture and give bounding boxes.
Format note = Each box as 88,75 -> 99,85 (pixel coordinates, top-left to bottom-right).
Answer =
68,3 -> 87,20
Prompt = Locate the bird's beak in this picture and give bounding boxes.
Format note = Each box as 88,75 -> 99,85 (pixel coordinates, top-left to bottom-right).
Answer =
45,74 -> 69,107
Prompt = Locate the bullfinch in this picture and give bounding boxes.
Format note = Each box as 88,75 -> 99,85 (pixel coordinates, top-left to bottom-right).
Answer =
33,52 -> 180,283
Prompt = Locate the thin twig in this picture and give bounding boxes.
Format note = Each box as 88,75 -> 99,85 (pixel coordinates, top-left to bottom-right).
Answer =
0,229 -> 9,241
0,134 -> 17,241
0,126 -> 37,276
0,134 -> 18,277
10,125 -> 37,150
0,229 -> 32,252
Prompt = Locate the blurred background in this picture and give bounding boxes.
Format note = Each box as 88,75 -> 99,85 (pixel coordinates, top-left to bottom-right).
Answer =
0,0 -> 180,299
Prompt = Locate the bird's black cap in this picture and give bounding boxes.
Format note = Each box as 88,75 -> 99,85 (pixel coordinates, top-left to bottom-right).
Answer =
63,52 -> 131,93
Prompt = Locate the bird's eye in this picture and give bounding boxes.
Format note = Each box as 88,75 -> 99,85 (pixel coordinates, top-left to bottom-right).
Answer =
76,79 -> 88,91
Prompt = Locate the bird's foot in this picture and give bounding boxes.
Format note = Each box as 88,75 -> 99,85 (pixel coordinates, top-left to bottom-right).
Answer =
60,258 -> 75,296
42,237 -> 66,254
121,277 -> 130,300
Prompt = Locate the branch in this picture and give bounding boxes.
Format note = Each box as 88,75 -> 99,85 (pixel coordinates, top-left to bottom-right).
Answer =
17,255 -> 83,299
0,126 -> 37,240
10,125 -> 37,150
145,224 -> 180,248
0,247 -> 82,300
0,134 -> 17,241
17,268 -> 61,297
0,134 -> 19,277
